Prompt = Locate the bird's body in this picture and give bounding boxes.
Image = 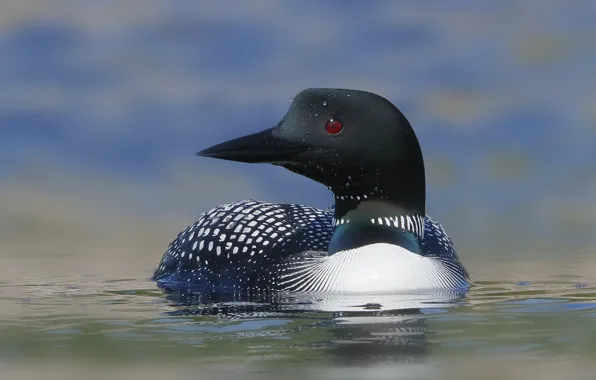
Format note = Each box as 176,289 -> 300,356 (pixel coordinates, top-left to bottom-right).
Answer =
153,88 -> 470,294
154,200 -> 468,293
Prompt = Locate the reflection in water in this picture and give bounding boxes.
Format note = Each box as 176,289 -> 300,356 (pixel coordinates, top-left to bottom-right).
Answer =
162,289 -> 467,365
3,277 -> 596,378
328,311 -> 429,365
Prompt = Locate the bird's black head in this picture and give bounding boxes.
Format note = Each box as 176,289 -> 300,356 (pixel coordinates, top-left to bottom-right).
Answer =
199,88 -> 426,217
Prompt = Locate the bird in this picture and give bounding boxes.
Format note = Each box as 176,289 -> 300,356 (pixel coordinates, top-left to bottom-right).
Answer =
152,88 -> 470,294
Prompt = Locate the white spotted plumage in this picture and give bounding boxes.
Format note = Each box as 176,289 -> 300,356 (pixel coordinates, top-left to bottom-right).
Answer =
153,199 -> 468,293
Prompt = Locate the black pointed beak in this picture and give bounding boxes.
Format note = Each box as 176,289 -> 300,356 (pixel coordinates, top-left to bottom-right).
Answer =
197,127 -> 308,164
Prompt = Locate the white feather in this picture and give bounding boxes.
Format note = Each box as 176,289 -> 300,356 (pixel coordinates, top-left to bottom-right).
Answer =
280,243 -> 466,294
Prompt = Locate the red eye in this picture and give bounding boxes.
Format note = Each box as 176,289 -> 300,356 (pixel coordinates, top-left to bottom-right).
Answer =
325,119 -> 344,135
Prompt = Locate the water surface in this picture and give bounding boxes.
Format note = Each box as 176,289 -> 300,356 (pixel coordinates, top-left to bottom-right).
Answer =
2,262 -> 595,379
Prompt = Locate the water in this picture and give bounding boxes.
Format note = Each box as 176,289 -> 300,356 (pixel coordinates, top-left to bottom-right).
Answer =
1,263 -> 596,378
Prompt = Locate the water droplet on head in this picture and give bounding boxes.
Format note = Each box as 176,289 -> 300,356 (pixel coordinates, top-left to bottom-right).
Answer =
322,101 -> 328,107
345,91 -> 351,97
314,112 -> 319,117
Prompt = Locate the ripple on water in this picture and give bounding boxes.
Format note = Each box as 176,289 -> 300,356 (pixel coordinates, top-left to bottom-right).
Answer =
1,277 -> 596,372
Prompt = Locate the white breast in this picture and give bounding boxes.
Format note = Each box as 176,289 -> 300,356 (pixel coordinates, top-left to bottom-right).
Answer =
279,243 -> 465,294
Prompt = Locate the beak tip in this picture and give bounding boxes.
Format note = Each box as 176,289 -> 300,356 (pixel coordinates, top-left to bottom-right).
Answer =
194,127 -> 304,164
196,148 -> 213,157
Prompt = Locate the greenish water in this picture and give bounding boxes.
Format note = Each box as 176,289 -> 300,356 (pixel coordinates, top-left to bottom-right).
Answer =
2,274 -> 596,379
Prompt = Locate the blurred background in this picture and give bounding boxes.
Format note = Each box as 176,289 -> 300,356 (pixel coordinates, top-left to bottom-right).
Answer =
2,1 -> 596,277
2,0 -> 596,281
1,1 -> 596,377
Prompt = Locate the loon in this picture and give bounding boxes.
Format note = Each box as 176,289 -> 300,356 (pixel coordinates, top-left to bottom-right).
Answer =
153,88 -> 470,294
